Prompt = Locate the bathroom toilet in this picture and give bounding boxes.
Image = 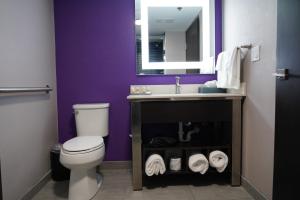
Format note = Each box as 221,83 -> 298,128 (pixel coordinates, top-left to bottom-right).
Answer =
60,103 -> 109,200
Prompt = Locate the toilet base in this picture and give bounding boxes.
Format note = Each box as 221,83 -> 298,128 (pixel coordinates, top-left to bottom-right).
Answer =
68,167 -> 102,200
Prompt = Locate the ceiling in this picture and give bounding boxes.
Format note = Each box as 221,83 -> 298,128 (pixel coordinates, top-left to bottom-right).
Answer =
135,0 -> 202,36
148,7 -> 201,35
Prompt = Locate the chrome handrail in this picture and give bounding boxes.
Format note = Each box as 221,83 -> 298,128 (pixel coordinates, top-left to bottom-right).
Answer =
0,85 -> 52,94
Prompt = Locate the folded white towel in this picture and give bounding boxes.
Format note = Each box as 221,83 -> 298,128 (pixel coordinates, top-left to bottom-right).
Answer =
209,150 -> 229,173
188,154 -> 209,174
204,80 -> 217,87
145,154 -> 166,176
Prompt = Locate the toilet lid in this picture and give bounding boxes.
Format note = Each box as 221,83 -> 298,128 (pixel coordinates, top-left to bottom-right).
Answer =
63,136 -> 104,152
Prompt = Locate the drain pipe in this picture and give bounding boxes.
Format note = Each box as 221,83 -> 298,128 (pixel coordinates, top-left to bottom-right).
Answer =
185,126 -> 200,142
178,121 -> 185,142
178,122 -> 200,142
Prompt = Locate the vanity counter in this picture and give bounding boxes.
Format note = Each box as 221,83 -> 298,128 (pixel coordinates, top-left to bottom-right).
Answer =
127,92 -> 245,101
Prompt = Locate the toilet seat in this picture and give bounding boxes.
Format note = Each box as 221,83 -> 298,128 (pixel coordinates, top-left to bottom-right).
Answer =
62,136 -> 104,155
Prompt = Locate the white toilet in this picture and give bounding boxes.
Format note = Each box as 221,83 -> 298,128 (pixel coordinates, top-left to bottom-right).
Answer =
60,103 -> 109,200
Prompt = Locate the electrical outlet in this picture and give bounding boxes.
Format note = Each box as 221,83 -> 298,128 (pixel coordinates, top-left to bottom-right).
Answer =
251,45 -> 260,62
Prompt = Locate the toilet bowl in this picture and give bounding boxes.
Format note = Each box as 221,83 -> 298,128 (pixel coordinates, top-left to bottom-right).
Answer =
60,136 -> 105,200
60,103 -> 109,200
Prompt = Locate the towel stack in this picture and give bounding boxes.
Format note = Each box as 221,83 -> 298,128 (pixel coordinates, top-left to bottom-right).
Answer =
145,154 -> 166,176
145,151 -> 228,176
188,150 -> 229,174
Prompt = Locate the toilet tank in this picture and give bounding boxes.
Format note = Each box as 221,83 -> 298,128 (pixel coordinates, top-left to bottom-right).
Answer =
73,103 -> 109,137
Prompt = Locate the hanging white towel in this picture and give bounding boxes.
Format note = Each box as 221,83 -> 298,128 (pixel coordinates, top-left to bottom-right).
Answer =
188,154 -> 209,175
145,154 -> 166,176
216,47 -> 244,89
209,150 -> 229,173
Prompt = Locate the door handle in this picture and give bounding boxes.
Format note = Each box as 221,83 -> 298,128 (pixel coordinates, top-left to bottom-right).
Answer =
273,68 -> 289,80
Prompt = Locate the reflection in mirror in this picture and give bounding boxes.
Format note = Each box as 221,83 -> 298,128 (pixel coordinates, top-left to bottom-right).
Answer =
148,7 -> 203,63
136,0 -> 216,75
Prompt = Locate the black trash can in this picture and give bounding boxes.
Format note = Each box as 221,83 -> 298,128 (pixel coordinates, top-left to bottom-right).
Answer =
50,144 -> 70,181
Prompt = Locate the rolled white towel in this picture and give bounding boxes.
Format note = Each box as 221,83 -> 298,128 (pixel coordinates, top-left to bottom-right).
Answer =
188,154 -> 209,174
209,150 -> 228,173
145,154 -> 166,176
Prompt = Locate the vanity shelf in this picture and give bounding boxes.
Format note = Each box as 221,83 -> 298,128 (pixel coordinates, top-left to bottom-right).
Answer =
128,95 -> 244,190
142,143 -> 232,176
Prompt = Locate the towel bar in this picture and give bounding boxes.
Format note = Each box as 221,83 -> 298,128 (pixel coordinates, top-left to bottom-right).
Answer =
240,44 -> 252,49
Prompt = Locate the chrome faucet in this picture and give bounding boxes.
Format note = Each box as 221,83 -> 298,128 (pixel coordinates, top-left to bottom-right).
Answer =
175,76 -> 181,94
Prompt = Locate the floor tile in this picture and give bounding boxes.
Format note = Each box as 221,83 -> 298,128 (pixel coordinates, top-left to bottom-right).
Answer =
190,184 -> 253,200
32,169 -> 254,200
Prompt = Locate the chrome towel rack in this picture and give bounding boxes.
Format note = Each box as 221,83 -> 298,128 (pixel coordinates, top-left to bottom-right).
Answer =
0,85 -> 52,94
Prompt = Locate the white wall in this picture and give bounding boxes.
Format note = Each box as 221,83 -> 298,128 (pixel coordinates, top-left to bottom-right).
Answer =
0,0 -> 58,199
165,31 -> 186,62
223,0 -> 277,199
164,31 -> 187,74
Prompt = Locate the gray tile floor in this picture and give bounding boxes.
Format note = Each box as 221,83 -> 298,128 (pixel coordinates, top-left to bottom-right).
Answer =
32,169 -> 254,200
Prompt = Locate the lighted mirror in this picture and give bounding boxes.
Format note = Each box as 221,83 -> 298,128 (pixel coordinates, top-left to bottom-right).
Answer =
135,0 -> 216,75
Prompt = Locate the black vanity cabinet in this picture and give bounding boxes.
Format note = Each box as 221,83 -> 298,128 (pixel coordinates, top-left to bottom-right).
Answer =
128,96 -> 244,190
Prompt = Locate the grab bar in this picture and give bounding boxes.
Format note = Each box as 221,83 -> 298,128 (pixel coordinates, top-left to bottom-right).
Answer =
0,85 -> 52,94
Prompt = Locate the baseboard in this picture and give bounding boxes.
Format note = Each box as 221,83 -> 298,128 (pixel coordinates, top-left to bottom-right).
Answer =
100,161 -> 132,170
20,170 -> 51,200
242,176 -> 268,200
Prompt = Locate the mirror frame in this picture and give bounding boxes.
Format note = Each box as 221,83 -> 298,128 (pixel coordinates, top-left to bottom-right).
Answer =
139,0 -> 215,74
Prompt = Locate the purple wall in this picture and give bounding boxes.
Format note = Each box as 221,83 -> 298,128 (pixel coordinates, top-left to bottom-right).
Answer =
54,0 -> 222,161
